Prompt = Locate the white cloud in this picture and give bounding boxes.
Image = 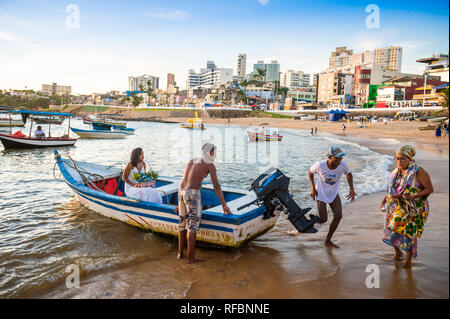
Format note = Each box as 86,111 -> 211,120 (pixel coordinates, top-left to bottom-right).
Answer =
147,10 -> 189,20
0,30 -> 22,43
258,0 -> 270,5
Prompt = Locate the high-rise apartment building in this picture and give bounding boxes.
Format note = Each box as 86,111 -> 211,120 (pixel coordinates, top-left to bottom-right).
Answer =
167,73 -> 176,89
253,60 -> 280,82
280,70 -> 310,90
328,46 -> 403,72
41,82 -> 72,96
128,75 -> 159,91
186,61 -> 233,89
317,71 -> 354,106
237,54 -> 247,79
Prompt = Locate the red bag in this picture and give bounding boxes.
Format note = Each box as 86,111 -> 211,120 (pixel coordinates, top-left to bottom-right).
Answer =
12,131 -> 26,138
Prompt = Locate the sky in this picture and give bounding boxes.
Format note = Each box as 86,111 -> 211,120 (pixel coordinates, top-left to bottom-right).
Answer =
0,0 -> 448,94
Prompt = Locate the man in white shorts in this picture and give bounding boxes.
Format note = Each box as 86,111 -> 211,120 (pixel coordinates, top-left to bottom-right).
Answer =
308,147 -> 356,248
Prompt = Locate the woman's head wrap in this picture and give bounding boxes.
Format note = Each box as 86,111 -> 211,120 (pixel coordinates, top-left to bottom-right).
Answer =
397,145 -> 416,159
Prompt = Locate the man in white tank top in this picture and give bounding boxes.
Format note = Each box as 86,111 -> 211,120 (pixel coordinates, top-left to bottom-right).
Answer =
308,147 -> 356,248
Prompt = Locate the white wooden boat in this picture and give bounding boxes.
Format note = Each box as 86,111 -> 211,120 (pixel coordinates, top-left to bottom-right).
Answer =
0,133 -> 77,148
71,127 -> 128,139
299,115 -> 316,121
0,118 -> 25,127
0,110 -> 77,149
54,151 -> 281,248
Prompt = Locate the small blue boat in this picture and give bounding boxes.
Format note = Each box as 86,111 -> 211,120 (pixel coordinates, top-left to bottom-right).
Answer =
71,127 -> 128,139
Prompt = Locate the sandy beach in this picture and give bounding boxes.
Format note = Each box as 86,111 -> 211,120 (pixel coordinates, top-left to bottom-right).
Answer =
38,118 -> 449,299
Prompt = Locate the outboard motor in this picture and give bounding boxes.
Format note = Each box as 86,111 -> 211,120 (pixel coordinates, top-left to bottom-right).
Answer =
238,167 -> 319,233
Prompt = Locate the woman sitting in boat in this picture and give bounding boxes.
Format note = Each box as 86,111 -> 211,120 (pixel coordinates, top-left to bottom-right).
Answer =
34,126 -> 45,139
122,147 -> 162,204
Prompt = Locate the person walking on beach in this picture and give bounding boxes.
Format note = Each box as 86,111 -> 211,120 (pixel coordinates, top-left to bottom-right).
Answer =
380,145 -> 433,269
314,127 -> 318,135
435,125 -> 442,138
311,128 -> 314,136
177,143 -> 232,264
342,124 -> 346,133
308,147 -> 356,248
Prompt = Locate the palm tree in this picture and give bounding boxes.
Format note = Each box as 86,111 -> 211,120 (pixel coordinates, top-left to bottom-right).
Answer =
433,88 -> 449,119
253,68 -> 266,81
237,89 -> 247,104
279,87 -> 289,100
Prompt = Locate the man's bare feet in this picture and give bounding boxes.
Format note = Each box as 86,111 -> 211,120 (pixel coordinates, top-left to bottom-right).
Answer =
187,258 -> 203,264
177,253 -> 183,259
394,251 -> 404,261
402,262 -> 412,269
324,241 -> 340,248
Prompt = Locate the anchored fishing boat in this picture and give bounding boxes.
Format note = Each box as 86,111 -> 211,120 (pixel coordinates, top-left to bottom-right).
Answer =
91,114 -> 127,130
0,109 -> 25,127
0,110 -> 77,149
33,115 -> 64,125
247,130 -> 283,142
71,127 -> 128,139
180,112 -> 205,130
54,152 -> 319,248
0,117 -> 25,127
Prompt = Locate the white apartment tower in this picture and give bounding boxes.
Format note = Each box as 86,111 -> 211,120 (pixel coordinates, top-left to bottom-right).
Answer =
280,70 -> 311,90
186,61 -> 233,89
328,46 -> 403,72
237,54 -> 247,78
128,74 -> 160,91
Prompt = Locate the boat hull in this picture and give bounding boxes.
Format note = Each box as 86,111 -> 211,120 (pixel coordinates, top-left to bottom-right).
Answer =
70,186 -> 279,248
0,119 -> 25,127
247,131 -> 283,141
0,134 -> 76,149
71,128 -> 128,139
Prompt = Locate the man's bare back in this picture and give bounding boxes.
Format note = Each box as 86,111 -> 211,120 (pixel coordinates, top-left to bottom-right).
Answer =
179,158 -> 211,190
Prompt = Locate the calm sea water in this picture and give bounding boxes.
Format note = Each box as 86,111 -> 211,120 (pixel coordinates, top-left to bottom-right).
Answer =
0,119 -> 393,298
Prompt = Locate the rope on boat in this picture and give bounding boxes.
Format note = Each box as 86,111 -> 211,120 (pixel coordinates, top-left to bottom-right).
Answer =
53,153 -> 106,192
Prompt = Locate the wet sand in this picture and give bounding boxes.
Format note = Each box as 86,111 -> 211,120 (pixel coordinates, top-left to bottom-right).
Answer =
40,120 -> 449,299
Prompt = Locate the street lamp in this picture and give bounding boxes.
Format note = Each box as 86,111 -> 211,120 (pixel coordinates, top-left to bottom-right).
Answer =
423,73 -> 428,107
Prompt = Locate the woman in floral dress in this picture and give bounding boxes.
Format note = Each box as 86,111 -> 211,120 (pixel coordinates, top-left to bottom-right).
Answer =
380,145 -> 434,268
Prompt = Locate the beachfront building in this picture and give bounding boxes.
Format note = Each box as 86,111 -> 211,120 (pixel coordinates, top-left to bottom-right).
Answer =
185,61 -> 233,89
352,64 -> 426,107
382,75 -> 444,100
128,74 -> 160,91
328,46 -> 403,73
317,71 -> 353,106
280,70 -> 310,90
416,53 -> 449,82
237,54 -> 247,79
41,83 -> 72,96
252,60 -> 280,82
412,83 -> 450,106
287,88 -> 316,104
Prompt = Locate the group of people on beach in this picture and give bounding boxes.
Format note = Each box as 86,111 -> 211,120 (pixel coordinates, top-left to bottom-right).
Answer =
435,122 -> 449,138
123,141 -> 433,268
